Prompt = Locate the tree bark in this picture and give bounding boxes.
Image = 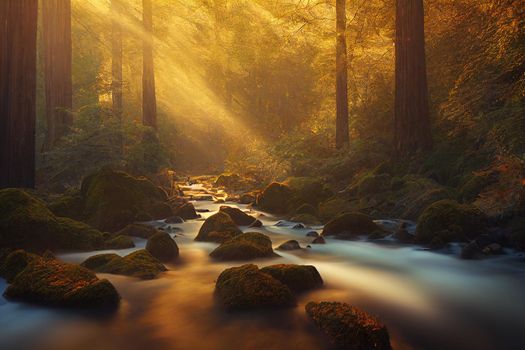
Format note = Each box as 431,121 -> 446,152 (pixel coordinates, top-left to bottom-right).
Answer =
0,0 -> 38,189
111,0 -> 123,120
42,0 -> 73,150
335,0 -> 349,149
394,0 -> 433,154
142,0 -> 157,129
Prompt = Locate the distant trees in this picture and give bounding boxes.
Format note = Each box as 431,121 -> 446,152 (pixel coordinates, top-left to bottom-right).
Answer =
142,0 -> 157,130
111,0 -> 123,120
42,0 -> 73,150
394,0 -> 432,154
335,0 -> 349,149
0,0 -> 39,188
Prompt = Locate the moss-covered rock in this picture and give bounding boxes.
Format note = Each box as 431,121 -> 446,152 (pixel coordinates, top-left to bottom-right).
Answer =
81,250 -> 167,279
81,169 -> 172,232
285,177 -> 333,209
459,173 -> 497,202
318,198 -> 351,223
49,193 -> 85,220
146,232 -> 179,261
260,264 -> 323,293
290,214 -> 321,225
416,200 -> 487,244
116,223 -> 159,239
294,203 -> 318,216
214,173 -> 243,189
305,301 -> 392,350
210,232 -> 276,261
215,264 -> 295,311
257,182 -> 292,214
0,250 -> 38,282
277,240 -> 301,251
105,235 -> 135,249
322,212 -> 382,238
357,173 -> 392,197
239,192 -> 256,205
195,212 -> 242,242
401,189 -> 451,220
0,189 -> 105,251
219,206 -> 257,226
173,203 -> 199,220
4,256 -> 120,309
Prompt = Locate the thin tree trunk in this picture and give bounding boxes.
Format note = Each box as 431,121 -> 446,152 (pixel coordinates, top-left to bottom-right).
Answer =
335,0 -> 349,149
142,0 -> 157,129
394,0 -> 432,154
42,0 -> 73,150
111,0 -> 123,120
0,0 -> 39,189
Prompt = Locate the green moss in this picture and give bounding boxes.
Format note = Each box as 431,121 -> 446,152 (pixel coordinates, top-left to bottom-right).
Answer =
357,173 -> 391,196
146,232 -> 179,261
0,250 -> 38,283
256,182 -> 292,214
195,212 -> 242,242
416,200 -> 487,244
305,302 -> 392,350
81,249 -> 167,280
219,206 -> 257,226
215,264 -> 295,311
318,198 -> 351,223
401,188 -> 451,219
4,257 -> 120,309
0,189 -> 104,251
322,212 -> 381,238
260,264 -> 323,293
116,223 -> 159,239
210,232 -> 275,261
290,213 -> 321,225
82,169 -> 171,232
459,173 -> 495,202
49,193 -> 85,220
105,235 -> 135,249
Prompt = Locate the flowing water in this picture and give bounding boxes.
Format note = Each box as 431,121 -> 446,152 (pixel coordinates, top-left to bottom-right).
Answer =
1,185 -> 525,350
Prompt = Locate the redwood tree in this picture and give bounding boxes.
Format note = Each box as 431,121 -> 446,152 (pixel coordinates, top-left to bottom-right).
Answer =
111,0 -> 123,120
335,0 -> 349,149
0,0 -> 39,189
42,0 -> 73,150
142,0 -> 157,129
394,0 -> 433,154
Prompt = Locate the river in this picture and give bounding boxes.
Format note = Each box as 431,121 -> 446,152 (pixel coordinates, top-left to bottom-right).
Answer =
1,185 -> 525,350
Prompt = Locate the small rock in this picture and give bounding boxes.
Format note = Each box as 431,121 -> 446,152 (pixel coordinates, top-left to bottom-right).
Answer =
249,219 -> 263,228
196,208 -> 210,213
461,241 -> 482,259
306,231 -> 319,238
165,216 -> 184,224
293,223 -> 306,229
277,240 -> 301,251
482,243 -> 503,255
312,236 -> 326,244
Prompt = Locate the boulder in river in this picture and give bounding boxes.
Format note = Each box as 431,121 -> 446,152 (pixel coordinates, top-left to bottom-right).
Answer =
117,223 -> 160,239
306,231 -> 319,238
260,264 -> 323,293
312,236 -> 326,244
210,232 -> 276,261
277,240 -> 301,251
305,301 -> 392,350
146,232 -> 179,261
322,212 -> 381,238
219,206 -> 258,226
81,249 -> 167,279
0,188 -> 105,251
249,219 -> 263,228
165,216 -> 184,224
0,250 -> 38,283
215,264 -> 295,311
81,169 -> 172,232
416,200 -> 487,244
195,211 -> 242,242
105,235 -> 135,249
239,192 -> 256,205
173,203 -> 200,220
256,182 -> 292,214
4,253 -> 120,309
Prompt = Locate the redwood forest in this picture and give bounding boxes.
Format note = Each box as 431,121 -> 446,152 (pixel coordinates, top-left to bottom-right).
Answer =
1,1 -> 524,349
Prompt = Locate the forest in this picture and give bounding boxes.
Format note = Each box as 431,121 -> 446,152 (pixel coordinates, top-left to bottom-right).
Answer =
0,1 -> 524,349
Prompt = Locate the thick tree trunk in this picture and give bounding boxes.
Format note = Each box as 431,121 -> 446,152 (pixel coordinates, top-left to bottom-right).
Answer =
0,0 -> 38,189
335,0 -> 349,149
142,0 -> 157,129
111,0 -> 123,120
394,0 -> 433,154
42,0 -> 73,150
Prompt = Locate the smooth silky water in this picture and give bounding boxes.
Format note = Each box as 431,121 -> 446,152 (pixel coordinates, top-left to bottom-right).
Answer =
1,195 -> 525,350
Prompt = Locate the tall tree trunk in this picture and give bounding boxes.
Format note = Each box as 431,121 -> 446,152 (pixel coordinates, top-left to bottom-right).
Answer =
0,0 -> 38,189
335,0 -> 349,149
394,0 -> 432,154
111,0 -> 123,120
142,0 -> 157,129
42,0 -> 73,150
